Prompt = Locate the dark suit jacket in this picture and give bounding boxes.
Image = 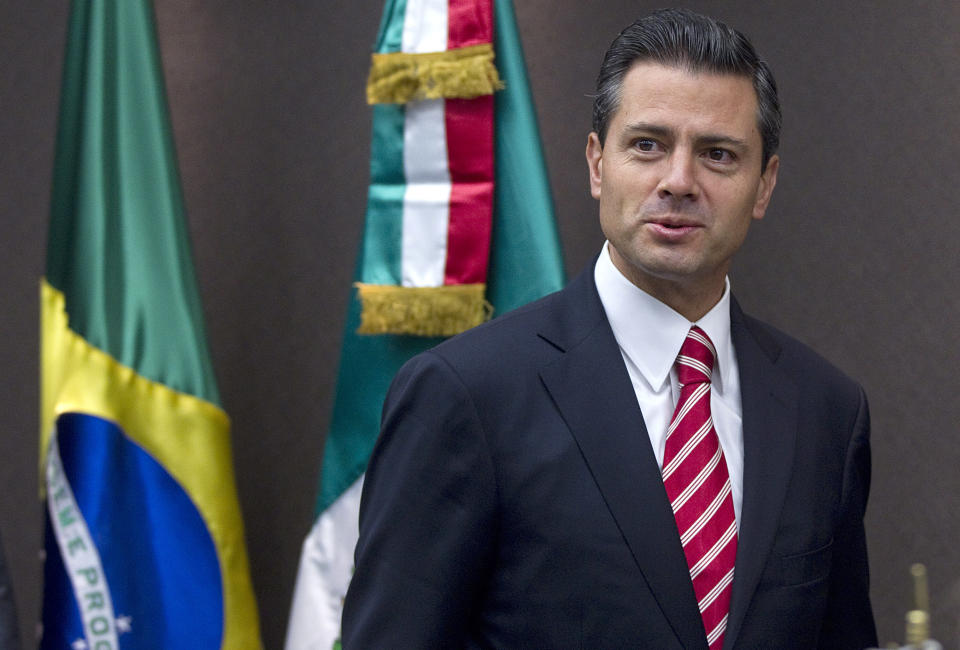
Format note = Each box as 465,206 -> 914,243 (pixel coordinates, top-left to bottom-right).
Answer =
342,267 -> 877,649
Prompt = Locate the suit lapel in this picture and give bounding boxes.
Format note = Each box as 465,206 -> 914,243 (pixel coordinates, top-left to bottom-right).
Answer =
722,301 -> 799,650
537,270 -> 708,650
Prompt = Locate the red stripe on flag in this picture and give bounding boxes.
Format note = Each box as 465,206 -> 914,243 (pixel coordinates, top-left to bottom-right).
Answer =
446,0 -> 493,48
443,0 -> 495,285
443,95 -> 494,285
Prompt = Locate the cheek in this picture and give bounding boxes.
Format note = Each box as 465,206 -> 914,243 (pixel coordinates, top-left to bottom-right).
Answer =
715,185 -> 761,228
597,194 -> 633,244
596,166 -> 660,234
729,178 -> 762,213
715,207 -> 756,253
600,169 -> 649,208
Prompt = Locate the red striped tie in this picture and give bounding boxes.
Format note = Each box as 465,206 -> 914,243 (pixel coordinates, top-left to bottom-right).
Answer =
662,326 -> 737,649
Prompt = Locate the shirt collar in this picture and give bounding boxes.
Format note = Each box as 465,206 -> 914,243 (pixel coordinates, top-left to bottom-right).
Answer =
594,242 -> 735,394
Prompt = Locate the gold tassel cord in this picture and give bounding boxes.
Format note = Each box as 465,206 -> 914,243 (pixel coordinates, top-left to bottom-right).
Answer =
355,283 -> 493,337
367,43 -> 504,104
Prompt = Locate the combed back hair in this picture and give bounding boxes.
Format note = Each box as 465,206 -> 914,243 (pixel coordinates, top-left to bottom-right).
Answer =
592,8 -> 781,168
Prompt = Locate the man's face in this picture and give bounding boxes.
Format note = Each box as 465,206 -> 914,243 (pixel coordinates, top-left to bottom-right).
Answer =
586,62 -> 779,310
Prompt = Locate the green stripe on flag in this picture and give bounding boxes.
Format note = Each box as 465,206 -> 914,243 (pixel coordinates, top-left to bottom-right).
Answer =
374,0 -> 409,54
487,0 -> 565,306
361,103 -> 407,286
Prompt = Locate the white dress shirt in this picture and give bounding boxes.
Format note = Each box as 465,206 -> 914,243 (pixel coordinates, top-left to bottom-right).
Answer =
594,243 -> 744,524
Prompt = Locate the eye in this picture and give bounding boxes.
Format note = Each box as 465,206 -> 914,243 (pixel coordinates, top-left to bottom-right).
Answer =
634,138 -> 659,153
706,148 -> 734,163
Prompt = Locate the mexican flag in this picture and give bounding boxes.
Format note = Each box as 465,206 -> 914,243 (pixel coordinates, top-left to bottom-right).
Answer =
285,0 -> 564,647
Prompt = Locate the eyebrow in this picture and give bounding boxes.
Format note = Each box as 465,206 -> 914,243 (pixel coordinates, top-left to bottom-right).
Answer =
621,122 -> 750,150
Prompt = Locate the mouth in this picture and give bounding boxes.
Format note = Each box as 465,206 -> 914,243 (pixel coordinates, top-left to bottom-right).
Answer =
646,215 -> 701,229
644,217 -> 702,240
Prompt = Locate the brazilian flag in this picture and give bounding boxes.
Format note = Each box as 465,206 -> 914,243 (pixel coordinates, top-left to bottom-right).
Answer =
40,1 -> 260,647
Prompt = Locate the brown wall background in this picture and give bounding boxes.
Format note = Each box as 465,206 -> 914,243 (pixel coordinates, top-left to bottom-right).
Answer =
3,1 -> 959,647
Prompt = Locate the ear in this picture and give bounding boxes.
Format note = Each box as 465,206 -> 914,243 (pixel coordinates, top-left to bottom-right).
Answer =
752,154 -> 779,220
586,132 -> 604,199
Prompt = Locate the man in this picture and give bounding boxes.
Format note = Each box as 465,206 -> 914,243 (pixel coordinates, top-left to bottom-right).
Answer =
342,8 -> 876,649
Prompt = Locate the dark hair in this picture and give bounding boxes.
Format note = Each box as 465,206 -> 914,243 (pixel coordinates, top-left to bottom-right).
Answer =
592,8 -> 781,168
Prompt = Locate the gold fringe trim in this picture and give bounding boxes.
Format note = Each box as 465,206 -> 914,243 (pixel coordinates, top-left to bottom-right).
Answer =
355,283 -> 492,337
367,43 -> 504,104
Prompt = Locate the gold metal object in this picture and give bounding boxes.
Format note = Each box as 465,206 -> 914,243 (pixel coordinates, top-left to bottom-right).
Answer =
904,563 -> 930,645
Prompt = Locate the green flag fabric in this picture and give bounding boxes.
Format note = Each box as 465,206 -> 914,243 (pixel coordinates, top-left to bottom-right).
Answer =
285,0 -> 564,647
40,1 -> 261,647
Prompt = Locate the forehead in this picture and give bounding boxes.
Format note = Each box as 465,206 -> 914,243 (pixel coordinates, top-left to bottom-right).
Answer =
612,62 -> 761,142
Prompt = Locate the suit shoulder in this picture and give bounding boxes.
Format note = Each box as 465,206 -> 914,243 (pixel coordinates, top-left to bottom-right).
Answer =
436,289 -> 566,357
740,312 -> 864,399
389,287 -> 577,399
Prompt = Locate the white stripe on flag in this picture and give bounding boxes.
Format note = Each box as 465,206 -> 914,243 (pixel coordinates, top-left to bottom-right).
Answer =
46,430 -> 119,648
285,476 -> 364,650
401,99 -> 451,287
402,0 -> 449,53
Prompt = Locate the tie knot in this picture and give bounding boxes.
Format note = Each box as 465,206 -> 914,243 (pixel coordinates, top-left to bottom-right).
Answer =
676,326 -> 716,386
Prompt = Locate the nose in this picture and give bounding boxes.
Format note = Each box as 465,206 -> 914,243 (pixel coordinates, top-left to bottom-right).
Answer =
656,152 -> 698,200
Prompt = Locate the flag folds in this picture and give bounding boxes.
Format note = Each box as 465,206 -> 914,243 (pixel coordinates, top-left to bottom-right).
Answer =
40,1 -> 260,648
285,0 -> 564,647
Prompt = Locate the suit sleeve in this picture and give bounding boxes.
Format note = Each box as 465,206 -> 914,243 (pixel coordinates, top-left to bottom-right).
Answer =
341,351 -> 498,648
818,386 -> 878,648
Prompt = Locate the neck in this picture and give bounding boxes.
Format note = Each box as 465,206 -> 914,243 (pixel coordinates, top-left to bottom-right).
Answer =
609,254 -> 727,322
644,281 -> 724,322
